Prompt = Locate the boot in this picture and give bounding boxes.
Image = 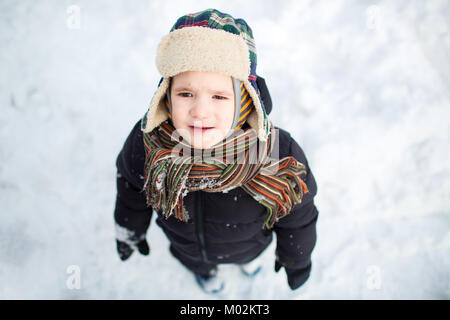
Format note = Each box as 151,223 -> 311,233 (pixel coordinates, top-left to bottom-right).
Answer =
194,267 -> 225,294
239,257 -> 262,277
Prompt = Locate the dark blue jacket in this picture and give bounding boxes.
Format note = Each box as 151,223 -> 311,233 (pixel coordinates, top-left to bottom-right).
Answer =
114,119 -> 319,290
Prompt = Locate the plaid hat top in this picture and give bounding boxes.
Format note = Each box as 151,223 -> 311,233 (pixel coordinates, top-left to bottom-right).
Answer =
170,9 -> 258,77
141,8 -> 270,141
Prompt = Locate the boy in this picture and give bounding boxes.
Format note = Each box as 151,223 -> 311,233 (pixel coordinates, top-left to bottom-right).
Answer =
114,9 -> 318,294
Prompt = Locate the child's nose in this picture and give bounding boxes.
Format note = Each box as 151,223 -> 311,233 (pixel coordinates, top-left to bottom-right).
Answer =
189,96 -> 212,119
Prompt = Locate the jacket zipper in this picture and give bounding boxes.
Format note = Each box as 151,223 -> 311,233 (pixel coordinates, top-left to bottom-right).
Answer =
195,191 -> 209,263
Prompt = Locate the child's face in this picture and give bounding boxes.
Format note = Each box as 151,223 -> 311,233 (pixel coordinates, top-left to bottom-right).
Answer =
170,71 -> 235,149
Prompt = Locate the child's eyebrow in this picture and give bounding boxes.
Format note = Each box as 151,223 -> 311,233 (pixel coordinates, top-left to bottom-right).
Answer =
173,86 -> 194,93
173,86 -> 233,96
210,89 -> 233,96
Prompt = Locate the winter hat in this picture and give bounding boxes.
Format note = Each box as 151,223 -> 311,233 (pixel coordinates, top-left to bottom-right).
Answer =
141,8 -> 270,141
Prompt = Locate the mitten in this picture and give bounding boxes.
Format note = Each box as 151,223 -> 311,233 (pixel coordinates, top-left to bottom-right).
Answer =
115,222 -> 150,261
116,238 -> 150,261
275,260 -> 312,290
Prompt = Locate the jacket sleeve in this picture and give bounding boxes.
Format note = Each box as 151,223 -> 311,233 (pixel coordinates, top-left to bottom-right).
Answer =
273,136 -> 319,272
114,119 -> 153,245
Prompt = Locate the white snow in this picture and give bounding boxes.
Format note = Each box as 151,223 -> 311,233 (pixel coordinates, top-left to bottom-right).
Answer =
114,223 -> 143,246
155,172 -> 166,191
253,194 -> 268,202
196,177 -> 223,189
0,0 -> 449,299
220,185 -> 236,193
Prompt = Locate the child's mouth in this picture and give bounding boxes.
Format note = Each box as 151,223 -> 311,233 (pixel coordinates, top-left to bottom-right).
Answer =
189,126 -> 214,133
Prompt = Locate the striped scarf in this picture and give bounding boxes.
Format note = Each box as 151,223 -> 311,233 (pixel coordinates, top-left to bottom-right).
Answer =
142,120 -> 309,229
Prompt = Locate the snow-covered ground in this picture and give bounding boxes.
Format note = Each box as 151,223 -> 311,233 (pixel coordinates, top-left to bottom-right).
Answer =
1,0 -> 449,299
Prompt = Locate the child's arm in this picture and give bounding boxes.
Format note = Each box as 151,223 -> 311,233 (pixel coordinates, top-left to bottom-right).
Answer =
273,136 -> 319,290
113,120 -> 153,260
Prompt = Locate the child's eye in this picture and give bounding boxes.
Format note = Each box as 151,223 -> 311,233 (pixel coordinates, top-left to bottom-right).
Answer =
213,95 -> 228,100
178,92 -> 193,98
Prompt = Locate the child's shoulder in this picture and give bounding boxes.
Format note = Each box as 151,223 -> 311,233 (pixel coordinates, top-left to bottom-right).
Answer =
274,125 -> 297,153
274,125 -> 309,164
116,119 -> 146,189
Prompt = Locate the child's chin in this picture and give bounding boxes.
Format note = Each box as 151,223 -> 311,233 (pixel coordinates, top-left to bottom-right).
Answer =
185,132 -> 226,150
188,136 -> 223,150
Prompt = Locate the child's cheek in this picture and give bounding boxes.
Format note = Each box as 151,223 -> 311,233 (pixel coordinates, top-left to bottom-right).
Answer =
171,104 -> 187,128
